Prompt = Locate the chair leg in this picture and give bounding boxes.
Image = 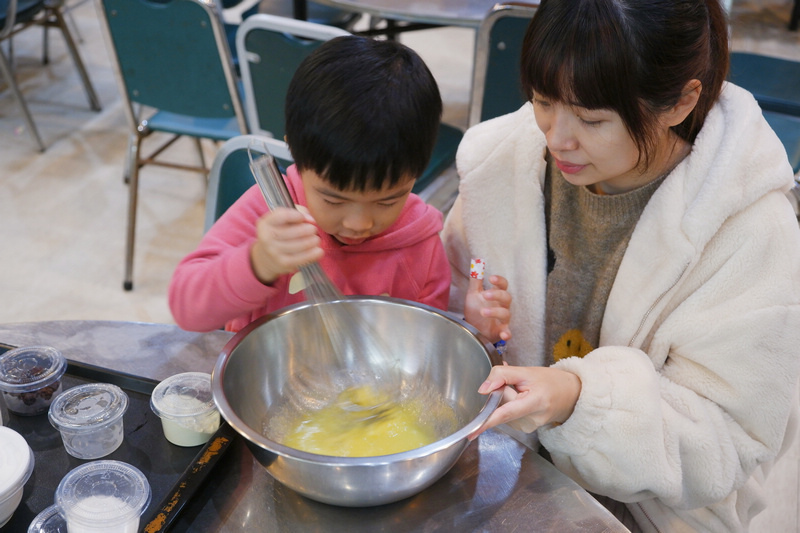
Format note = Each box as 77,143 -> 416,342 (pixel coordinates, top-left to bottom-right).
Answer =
50,5 -> 101,111
0,50 -> 47,151
791,0 -> 800,31
193,137 -> 207,173
43,19 -> 51,65
123,136 -> 143,291
123,131 -> 138,184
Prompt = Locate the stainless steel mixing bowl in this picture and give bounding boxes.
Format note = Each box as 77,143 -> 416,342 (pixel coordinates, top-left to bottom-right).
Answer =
211,296 -> 502,507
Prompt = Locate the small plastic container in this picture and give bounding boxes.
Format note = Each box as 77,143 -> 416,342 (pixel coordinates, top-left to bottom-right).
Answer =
27,504 -> 66,533
48,383 -> 129,459
55,460 -> 151,533
0,426 -> 35,527
150,372 -> 220,447
0,346 -> 66,416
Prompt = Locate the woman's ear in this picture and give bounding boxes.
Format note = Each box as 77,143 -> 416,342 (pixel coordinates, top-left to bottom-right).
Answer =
664,79 -> 702,127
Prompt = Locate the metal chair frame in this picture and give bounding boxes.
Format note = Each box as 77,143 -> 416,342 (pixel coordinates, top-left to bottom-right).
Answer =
204,133 -> 291,232
0,0 -> 101,151
95,0 -> 248,290
468,2 -> 538,128
237,13 -> 348,141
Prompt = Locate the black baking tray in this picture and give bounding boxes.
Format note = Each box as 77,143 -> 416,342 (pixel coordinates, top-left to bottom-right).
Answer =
1,343 -> 235,532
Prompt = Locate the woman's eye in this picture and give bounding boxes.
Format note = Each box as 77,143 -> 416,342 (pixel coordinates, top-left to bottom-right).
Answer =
323,199 -> 344,206
580,118 -> 602,126
378,202 -> 398,208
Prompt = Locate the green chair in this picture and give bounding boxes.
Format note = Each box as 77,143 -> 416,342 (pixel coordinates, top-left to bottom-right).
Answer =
762,111 -> 800,176
221,0 -> 361,73
236,13 -> 463,196
728,52 -> 800,117
727,52 -> 800,180
255,0 -> 361,28
237,13 -> 349,143
95,0 -> 248,290
205,134 -> 291,231
468,2 -> 538,128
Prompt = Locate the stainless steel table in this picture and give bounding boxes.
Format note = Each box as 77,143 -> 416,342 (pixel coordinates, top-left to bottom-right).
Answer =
315,0 -> 501,28
0,320 -> 629,532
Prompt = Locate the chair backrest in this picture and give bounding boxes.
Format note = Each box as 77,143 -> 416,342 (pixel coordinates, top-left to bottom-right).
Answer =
96,0 -> 246,128
728,52 -> 800,117
1,0 -> 17,37
1,0 -> 46,37
235,13 -> 462,197
237,14 -> 349,138
468,2 -> 538,128
762,111 -> 800,176
205,134 -> 293,231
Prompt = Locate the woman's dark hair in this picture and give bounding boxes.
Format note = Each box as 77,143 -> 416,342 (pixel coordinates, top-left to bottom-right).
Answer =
521,0 -> 729,165
285,36 -> 443,192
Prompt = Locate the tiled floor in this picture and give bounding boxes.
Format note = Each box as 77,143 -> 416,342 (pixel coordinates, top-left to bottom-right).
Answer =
0,1 -> 798,530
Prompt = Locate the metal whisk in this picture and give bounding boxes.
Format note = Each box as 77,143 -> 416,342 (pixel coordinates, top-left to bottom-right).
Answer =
247,143 -> 401,413
246,146 -> 340,302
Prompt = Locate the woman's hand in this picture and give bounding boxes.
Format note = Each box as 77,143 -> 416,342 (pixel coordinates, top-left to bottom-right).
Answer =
464,274 -> 512,343
469,364 -> 582,440
250,207 -> 324,284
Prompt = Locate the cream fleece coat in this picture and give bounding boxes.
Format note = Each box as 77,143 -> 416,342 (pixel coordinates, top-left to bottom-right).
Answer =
442,83 -> 800,532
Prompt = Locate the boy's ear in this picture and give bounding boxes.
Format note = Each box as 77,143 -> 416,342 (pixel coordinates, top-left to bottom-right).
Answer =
664,79 -> 702,127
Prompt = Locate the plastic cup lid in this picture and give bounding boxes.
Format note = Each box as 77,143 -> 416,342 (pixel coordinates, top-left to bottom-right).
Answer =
0,346 -> 66,393
55,461 -> 151,524
0,427 -> 34,501
27,504 -> 66,533
48,383 -> 129,430
150,372 -> 215,420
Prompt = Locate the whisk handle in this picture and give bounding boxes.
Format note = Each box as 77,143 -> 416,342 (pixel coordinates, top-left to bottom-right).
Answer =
250,150 -> 295,212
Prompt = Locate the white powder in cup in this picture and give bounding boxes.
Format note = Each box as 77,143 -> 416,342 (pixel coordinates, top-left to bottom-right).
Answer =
63,495 -> 138,533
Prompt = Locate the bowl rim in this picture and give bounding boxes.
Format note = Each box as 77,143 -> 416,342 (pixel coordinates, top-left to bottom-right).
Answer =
211,295 -> 503,465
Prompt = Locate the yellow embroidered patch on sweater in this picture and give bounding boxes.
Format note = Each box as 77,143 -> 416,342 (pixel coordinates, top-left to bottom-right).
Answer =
553,329 -> 593,362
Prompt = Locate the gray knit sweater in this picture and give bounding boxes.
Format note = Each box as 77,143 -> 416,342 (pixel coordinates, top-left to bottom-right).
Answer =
544,157 -> 666,364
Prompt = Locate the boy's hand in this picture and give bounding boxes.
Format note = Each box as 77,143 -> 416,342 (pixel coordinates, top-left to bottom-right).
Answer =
464,274 -> 512,344
250,207 -> 324,284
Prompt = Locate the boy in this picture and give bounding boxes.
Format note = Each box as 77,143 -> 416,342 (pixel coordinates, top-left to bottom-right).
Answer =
169,36 -> 450,332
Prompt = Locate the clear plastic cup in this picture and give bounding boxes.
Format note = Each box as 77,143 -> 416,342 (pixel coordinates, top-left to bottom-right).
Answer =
27,504 -> 66,533
48,383 -> 129,459
0,426 -> 35,527
55,460 -> 151,533
0,346 -> 66,416
150,372 -> 220,447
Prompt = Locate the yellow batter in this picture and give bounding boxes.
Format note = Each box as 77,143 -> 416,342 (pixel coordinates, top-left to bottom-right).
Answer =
281,385 -> 452,457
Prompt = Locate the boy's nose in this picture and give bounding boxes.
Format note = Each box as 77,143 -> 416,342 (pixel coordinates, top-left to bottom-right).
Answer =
343,209 -> 374,233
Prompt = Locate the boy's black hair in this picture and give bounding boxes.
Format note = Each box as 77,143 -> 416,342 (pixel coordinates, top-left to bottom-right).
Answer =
285,35 -> 443,192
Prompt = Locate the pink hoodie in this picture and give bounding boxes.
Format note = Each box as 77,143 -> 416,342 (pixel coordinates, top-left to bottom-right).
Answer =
169,165 -> 450,332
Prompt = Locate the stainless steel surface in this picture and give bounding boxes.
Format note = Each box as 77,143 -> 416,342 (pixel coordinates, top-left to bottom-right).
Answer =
0,320 -> 630,532
315,0 -> 501,27
213,296 -> 503,506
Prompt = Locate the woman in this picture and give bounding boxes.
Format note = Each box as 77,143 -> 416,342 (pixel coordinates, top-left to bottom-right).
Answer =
444,0 -> 800,531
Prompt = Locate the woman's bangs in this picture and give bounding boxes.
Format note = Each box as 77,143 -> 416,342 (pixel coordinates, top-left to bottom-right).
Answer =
525,4 -> 631,112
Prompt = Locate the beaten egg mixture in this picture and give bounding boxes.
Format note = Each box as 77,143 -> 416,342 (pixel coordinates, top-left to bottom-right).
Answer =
279,385 -> 457,457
